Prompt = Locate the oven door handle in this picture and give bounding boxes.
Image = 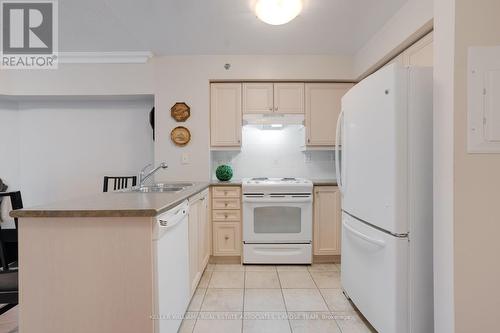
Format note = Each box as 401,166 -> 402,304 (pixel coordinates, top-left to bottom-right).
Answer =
243,196 -> 312,203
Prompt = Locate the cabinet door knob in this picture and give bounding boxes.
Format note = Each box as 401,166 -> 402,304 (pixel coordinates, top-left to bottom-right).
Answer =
268,107 -> 273,111
224,236 -> 229,240
224,214 -> 228,218
224,203 -> 228,207
307,138 -> 311,143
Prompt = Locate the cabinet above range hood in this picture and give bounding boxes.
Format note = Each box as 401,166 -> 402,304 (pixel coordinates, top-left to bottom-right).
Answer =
242,114 -> 304,127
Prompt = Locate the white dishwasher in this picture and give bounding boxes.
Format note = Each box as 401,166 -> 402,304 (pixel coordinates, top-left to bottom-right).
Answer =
153,200 -> 190,333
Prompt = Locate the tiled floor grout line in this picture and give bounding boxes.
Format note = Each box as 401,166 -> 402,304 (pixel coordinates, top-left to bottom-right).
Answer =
191,267 -> 214,333
308,267 -> 345,333
185,264 -> 368,333
276,267 -> 295,333
241,267 -> 246,333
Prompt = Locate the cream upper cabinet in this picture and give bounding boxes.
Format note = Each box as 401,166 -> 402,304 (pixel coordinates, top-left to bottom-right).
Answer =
273,83 -> 304,114
305,83 -> 353,146
210,83 -> 242,147
243,83 -> 274,114
313,186 -> 342,256
243,82 -> 304,114
404,31 -> 433,67
385,53 -> 405,68
384,32 -> 433,69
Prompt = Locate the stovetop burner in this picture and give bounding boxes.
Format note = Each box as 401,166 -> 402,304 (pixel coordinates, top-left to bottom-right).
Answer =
243,177 -> 313,193
249,177 -> 298,182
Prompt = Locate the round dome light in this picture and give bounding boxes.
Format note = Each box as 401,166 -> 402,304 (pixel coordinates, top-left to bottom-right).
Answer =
255,0 -> 303,25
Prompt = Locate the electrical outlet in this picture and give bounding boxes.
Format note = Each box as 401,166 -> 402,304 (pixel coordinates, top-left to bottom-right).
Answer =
181,153 -> 190,164
304,153 -> 312,163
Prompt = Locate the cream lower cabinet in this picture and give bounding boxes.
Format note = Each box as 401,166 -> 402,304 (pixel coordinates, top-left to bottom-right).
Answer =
198,192 -> 211,273
313,186 -> 342,256
188,189 -> 210,295
211,186 -> 241,256
305,83 -> 353,147
213,222 -> 241,256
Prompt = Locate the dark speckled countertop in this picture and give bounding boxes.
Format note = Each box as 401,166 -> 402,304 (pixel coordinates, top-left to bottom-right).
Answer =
210,179 -> 337,186
11,182 -> 210,218
12,179 -> 337,219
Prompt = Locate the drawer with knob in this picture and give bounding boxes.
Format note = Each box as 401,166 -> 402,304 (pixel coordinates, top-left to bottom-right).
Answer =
212,198 -> 240,210
212,186 -> 241,198
212,209 -> 240,222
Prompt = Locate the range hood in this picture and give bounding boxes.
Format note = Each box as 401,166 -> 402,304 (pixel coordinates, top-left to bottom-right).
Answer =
242,114 -> 305,126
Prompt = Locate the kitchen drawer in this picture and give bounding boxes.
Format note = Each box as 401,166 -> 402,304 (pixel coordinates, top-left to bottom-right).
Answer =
212,209 -> 241,222
213,222 -> 241,256
212,186 -> 241,198
212,198 -> 240,210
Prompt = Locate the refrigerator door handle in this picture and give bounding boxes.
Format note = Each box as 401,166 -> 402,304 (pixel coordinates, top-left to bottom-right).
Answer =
343,220 -> 386,247
335,109 -> 344,194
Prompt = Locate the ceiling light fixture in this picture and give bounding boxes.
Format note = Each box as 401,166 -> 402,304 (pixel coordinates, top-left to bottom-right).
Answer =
255,0 -> 303,25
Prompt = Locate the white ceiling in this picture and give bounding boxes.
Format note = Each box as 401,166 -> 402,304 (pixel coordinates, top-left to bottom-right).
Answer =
59,0 -> 408,55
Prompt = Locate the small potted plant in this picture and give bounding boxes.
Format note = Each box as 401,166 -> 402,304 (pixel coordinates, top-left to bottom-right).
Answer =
215,165 -> 233,182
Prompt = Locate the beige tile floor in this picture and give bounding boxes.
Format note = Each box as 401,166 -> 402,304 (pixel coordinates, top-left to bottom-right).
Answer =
180,263 -> 377,333
0,264 -> 376,333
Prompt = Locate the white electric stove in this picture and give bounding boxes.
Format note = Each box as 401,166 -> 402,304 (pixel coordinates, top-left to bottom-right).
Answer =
242,178 -> 313,264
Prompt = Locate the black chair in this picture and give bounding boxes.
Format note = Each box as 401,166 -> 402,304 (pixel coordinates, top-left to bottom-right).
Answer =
103,176 -> 137,192
0,191 -> 22,315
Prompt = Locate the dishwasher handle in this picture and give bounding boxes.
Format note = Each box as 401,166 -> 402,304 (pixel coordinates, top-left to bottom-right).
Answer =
155,201 -> 189,240
158,207 -> 187,228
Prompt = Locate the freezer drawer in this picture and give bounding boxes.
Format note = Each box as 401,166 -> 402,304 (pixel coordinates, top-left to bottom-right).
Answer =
341,213 -> 408,333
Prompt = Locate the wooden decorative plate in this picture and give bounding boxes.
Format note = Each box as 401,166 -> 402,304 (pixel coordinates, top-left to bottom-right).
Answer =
171,102 -> 190,122
170,126 -> 191,146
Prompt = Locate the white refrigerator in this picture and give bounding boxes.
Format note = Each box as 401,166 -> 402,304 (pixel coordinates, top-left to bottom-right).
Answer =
335,64 -> 434,333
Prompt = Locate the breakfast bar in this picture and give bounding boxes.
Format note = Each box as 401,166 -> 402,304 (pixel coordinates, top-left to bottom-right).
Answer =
11,183 -> 209,333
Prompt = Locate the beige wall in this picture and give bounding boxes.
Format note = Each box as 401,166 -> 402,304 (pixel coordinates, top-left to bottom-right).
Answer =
433,0 -> 455,331
1,55 -> 354,182
453,1 -> 500,331
0,63 -> 155,96
353,0 -> 433,79
152,55 -> 354,181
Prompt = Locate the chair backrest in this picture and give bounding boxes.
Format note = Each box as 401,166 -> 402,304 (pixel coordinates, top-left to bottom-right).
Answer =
103,176 -> 137,192
0,191 -> 23,271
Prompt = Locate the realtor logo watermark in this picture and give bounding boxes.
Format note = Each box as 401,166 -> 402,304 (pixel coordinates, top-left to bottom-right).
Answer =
1,0 -> 58,69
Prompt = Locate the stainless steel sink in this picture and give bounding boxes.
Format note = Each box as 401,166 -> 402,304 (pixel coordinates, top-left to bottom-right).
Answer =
124,182 -> 193,193
133,186 -> 185,193
153,183 -> 194,188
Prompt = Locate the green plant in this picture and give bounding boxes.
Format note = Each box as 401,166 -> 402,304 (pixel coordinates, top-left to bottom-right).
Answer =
215,165 -> 233,181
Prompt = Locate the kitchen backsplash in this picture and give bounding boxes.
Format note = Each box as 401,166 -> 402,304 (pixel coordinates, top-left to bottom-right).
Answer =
211,125 -> 336,180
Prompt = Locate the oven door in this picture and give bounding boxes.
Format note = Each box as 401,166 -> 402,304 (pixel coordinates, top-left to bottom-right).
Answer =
243,193 -> 312,243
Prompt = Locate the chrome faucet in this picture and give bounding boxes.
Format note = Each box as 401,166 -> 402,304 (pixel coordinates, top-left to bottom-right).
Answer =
139,162 -> 168,187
